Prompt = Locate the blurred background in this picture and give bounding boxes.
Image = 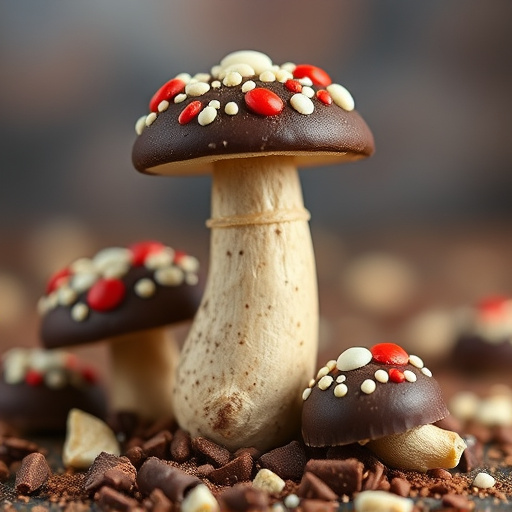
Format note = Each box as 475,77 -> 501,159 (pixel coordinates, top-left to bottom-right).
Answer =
1,0 -> 512,370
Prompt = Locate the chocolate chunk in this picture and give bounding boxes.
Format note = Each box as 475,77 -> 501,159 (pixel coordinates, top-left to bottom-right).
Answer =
124,446 -> 146,469
297,472 -> 337,501
170,429 -> 192,463
362,461 -> 387,491
218,483 -> 269,512
192,436 -> 231,467
149,488 -> 173,512
95,485 -> 141,511
304,459 -> 363,496
84,452 -> 136,494
300,498 -> 338,512
0,460 -> 10,482
137,457 -> 201,502
15,452 -> 51,494
427,468 -> 452,480
142,430 -> 172,459
258,440 -> 307,481
389,477 -> 411,497
196,464 -> 215,478
143,417 -> 175,440
457,436 -> 484,472
492,425 -> 512,445
208,452 -> 254,486
441,493 -> 475,510
1,436 -> 41,461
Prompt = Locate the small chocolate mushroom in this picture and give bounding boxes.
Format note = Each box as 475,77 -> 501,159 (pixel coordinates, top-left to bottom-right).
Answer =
132,50 -> 374,451
302,343 -> 466,472
38,240 -> 201,420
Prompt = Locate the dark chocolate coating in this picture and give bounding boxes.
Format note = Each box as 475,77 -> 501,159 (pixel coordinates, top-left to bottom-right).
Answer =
301,361 -> 449,447
132,80 -> 375,175
0,373 -> 107,433
451,334 -> 512,372
41,266 -> 201,349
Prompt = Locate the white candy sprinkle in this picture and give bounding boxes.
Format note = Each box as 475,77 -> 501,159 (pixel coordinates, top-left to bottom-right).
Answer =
179,255 -> 200,273
185,273 -> 199,286
174,93 -> 187,103
242,80 -> 256,93
408,354 -> 424,368
253,468 -> 285,494
316,366 -> 330,380
186,82 -> 210,97
71,272 -> 98,294
155,267 -> 184,286
45,369 -> 67,389
308,379 -> 316,387
70,258 -> 95,274
283,494 -> 300,509
135,278 -> 156,298
223,71 -> 243,87
220,50 -> 273,75
275,69 -> 293,83
198,106 -> 217,126
302,387 -> 312,401
361,379 -> 377,394
145,112 -> 157,126
175,72 -> 191,83
209,100 -> 221,109
259,70 -> 276,82
281,62 -> 296,73
222,63 -> 255,78
374,369 -> 389,383
421,367 -> 433,377
211,65 -> 222,78
473,472 -> 495,489
102,261 -> 130,280
298,77 -> 313,87
327,83 -> 355,111
354,490 -> 413,512
193,73 -> 211,83
225,102 -> 239,115
211,80 -> 221,89
334,383 -> 348,397
181,484 -> 219,512
93,248 -> 132,272
326,359 -> 337,371
301,86 -> 315,98
145,248 -> 174,269
336,374 -> 346,383
135,115 -> 146,135
318,375 -> 334,390
404,370 -> 417,382
290,93 -> 314,115
337,347 -> 372,371
58,286 -> 77,306
157,100 -> 169,112
71,303 -> 89,322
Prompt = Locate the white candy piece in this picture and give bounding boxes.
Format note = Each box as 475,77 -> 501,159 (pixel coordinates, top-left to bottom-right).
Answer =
186,82 -> 210,97
252,468 -> 286,494
473,472 -> 495,489
220,50 -> 273,75
354,490 -> 413,512
198,106 -> 218,126
336,347 -> 372,371
327,83 -> 355,111
181,484 -> 219,512
63,409 -> 120,469
290,93 -> 314,115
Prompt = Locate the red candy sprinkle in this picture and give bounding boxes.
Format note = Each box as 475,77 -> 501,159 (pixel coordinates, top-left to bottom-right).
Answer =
388,369 -> 405,383
173,250 -> 186,265
284,79 -> 302,93
81,367 -> 97,384
478,295 -> 509,319
130,240 -> 165,266
244,88 -> 284,116
178,101 -> 202,125
25,370 -> 44,387
316,89 -> 332,105
46,267 -> 72,295
293,64 -> 332,87
149,78 -> 186,112
371,343 -> 409,366
87,278 -> 126,312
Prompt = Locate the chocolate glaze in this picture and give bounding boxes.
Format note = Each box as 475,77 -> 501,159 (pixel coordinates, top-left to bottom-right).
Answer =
132,80 -> 375,175
301,361 -> 449,447
451,335 -> 512,372
0,374 -> 107,433
41,265 -> 201,349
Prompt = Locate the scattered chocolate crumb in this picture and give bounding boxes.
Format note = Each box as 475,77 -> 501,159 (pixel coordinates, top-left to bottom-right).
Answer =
441,493 -> 475,510
149,487 -> 173,512
15,452 -> 51,494
208,452 -> 254,486
196,464 -> 215,478
0,436 -> 42,462
300,498 -> 338,512
192,436 -> 231,468
142,430 -> 173,459
258,440 -> 307,481
218,483 -> 269,512
170,429 -> 192,463
125,445 -> 146,469
84,452 -> 136,494
304,459 -> 363,496
427,468 -> 452,480
0,460 -> 9,482
95,485 -> 141,511
362,460 -> 387,491
297,471 -> 337,501
389,476 -> 411,497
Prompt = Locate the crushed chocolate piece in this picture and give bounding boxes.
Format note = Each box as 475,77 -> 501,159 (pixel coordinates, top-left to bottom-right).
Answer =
196,464 -> 215,478
95,485 -> 142,511
304,459 -> 363,496
142,430 -> 172,459
208,452 -> 254,486
84,452 -> 136,494
170,429 -> 192,463
427,468 -> 452,480
235,447 -> 262,461
124,445 -> 146,469
191,436 -> 231,467
441,493 -> 475,510
0,436 -> 41,462
492,425 -> 512,445
218,483 -> 268,512
389,477 -> 411,497
299,498 -> 338,512
149,487 -> 173,512
111,411 -> 139,441
14,452 -> 51,494
297,472 -> 337,501
362,460 -> 387,491
457,436 -> 484,472
258,440 -> 307,481
137,457 -> 201,502
143,417 -> 175,440
0,460 -> 9,482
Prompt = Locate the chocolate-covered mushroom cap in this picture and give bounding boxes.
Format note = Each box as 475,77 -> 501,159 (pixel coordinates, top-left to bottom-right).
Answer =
132,50 -> 374,451
302,343 -> 448,447
39,241 -> 201,420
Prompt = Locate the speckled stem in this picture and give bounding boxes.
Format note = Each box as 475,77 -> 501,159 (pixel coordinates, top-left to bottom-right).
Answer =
109,327 -> 179,420
173,156 -> 318,451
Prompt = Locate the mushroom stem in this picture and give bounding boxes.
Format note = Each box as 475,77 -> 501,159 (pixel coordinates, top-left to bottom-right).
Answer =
367,424 -> 467,472
109,327 -> 179,420
174,156 -> 318,451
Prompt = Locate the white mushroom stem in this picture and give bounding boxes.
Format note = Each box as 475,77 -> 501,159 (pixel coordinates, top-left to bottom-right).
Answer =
367,424 -> 467,472
174,156 -> 318,451
109,327 -> 179,420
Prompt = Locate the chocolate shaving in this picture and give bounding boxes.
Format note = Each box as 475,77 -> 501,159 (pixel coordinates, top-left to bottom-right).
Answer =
191,436 -> 231,467
95,485 -> 141,511
84,452 -> 136,494
297,471 -> 338,501
258,440 -> 307,481
142,430 -> 172,459
14,452 -> 51,495
208,452 -> 254,486
218,483 -> 269,512
170,429 -> 192,463
304,458 -> 363,496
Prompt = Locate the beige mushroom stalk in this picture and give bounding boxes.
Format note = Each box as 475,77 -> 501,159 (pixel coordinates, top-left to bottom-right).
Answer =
132,50 -> 374,450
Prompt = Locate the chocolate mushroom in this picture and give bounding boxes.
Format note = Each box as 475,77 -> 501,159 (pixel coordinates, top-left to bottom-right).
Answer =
38,241 -> 201,420
302,343 -> 466,472
0,348 -> 107,433
132,50 -> 374,451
